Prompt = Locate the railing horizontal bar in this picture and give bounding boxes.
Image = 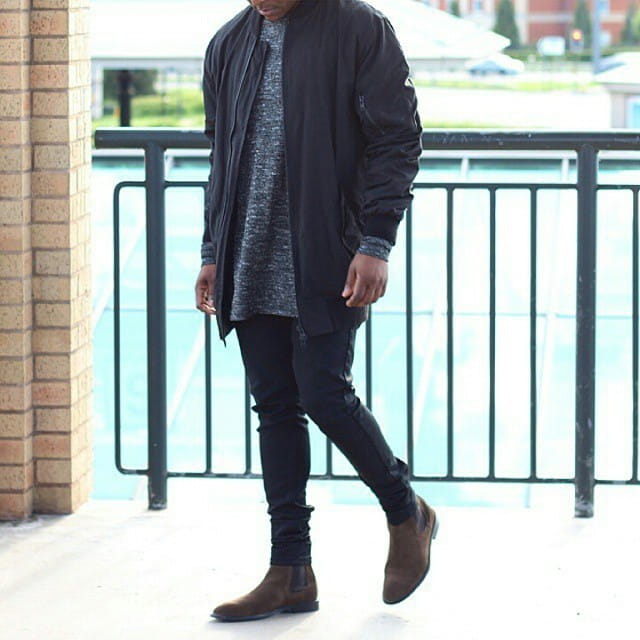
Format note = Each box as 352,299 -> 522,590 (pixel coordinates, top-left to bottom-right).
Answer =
420,130 -> 640,151
163,180 -> 578,192
122,180 -> 640,194
162,469 -> 637,485
115,465 -> 626,484
597,184 -> 640,191
95,128 -> 640,152
165,181 -> 207,188
162,181 -> 640,194
165,470 -> 578,483
114,180 -> 146,188
411,476 -> 574,483
116,467 -> 148,475
414,182 -> 575,190
104,178 -> 640,198
117,174 -> 640,196
96,128 -> 208,149
109,305 -> 628,320
167,472 -> 263,479
161,468 -> 640,484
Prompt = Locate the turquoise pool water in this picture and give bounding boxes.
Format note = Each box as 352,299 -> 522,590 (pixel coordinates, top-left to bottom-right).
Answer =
91,154 -> 640,505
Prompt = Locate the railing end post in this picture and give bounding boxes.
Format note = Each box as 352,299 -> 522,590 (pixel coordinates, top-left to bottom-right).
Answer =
148,484 -> 168,511
575,144 -> 597,520
574,496 -> 594,518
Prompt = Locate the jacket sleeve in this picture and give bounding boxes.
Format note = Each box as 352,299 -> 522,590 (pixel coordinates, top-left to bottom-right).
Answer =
201,38 -> 217,263
354,14 -> 422,245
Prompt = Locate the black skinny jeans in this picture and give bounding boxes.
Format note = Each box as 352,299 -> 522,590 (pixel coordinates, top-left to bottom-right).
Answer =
235,314 -> 416,566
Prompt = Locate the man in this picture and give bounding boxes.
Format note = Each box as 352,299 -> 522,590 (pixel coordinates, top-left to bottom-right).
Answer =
195,0 -> 437,622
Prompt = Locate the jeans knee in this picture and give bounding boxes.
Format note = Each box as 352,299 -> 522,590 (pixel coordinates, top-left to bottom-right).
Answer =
300,398 -> 328,426
253,400 -> 307,431
300,390 -> 358,430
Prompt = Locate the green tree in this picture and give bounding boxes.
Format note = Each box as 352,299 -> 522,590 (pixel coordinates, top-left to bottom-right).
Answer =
631,7 -> 640,43
573,0 -> 592,48
621,3 -> 638,44
493,0 -> 520,49
449,0 -> 461,17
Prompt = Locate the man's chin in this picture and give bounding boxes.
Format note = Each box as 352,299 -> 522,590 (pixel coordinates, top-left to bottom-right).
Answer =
258,9 -> 283,20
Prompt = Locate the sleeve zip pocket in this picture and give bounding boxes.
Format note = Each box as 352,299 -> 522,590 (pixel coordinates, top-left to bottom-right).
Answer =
358,95 -> 386,136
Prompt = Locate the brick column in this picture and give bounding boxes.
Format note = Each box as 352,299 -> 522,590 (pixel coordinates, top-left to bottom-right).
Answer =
0,0 -> 92,519
0,0 -> 34,520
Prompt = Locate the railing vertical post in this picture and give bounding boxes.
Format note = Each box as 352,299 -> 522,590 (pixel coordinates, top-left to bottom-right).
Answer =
575,144 -> 598,518
406,203 -> 414,473
145,142 -> 168,509
446,188 -> 455,477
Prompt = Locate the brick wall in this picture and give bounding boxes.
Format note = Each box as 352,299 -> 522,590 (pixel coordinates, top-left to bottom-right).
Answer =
0,0 -> 92,520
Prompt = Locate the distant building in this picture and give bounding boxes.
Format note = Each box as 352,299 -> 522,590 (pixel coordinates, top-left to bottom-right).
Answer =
597,62 -> 640,126
415,0 -> 634,46
90,0 -> 508,117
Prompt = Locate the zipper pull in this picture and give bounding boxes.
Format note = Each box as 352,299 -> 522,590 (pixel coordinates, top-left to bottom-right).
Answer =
296,320 -> 308,349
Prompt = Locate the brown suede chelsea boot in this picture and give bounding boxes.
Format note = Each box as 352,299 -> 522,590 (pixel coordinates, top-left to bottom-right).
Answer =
211,565 -> 319,622
383,495 -> 439,605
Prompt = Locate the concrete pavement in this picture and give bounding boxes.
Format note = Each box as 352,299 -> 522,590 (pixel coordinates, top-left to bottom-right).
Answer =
0,480 -> 637,640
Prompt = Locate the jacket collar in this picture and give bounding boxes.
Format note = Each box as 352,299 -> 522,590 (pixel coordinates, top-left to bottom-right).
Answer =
246,0 -> 318,32
289,0 -> 318,19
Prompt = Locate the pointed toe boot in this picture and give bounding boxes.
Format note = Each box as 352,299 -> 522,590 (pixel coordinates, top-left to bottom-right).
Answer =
211,565 -> 319,622
383,496 -> 439,605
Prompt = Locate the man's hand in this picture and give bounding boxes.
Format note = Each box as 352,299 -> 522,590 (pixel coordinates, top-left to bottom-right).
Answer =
195,264 -> 217,315
342,253 -> 388,308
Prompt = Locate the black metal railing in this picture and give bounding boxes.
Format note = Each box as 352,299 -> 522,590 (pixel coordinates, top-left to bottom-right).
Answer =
94,128 -> 640,516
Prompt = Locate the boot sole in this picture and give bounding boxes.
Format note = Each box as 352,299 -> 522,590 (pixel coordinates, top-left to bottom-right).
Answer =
211,600 -> 319,622
383,514 -> 439,606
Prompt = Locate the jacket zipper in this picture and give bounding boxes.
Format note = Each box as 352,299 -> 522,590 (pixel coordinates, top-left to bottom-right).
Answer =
281,20 -> 307,341
339,192 -> 357,258
217,34 -> 258,339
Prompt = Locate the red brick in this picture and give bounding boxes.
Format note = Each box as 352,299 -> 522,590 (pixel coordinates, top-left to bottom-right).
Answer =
32,381 -> 70,406
0,490 -> 33,521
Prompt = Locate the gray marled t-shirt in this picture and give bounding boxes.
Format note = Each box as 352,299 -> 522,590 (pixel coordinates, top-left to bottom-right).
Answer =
230,17 -> 297,321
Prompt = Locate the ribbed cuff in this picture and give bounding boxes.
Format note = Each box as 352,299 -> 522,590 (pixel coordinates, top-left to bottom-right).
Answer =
201,242 -> 215,266
357,236 -> 392,262
361,212 -> 401,245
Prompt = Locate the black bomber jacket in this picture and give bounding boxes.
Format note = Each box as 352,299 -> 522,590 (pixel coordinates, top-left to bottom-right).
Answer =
202,0 -> 422,339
